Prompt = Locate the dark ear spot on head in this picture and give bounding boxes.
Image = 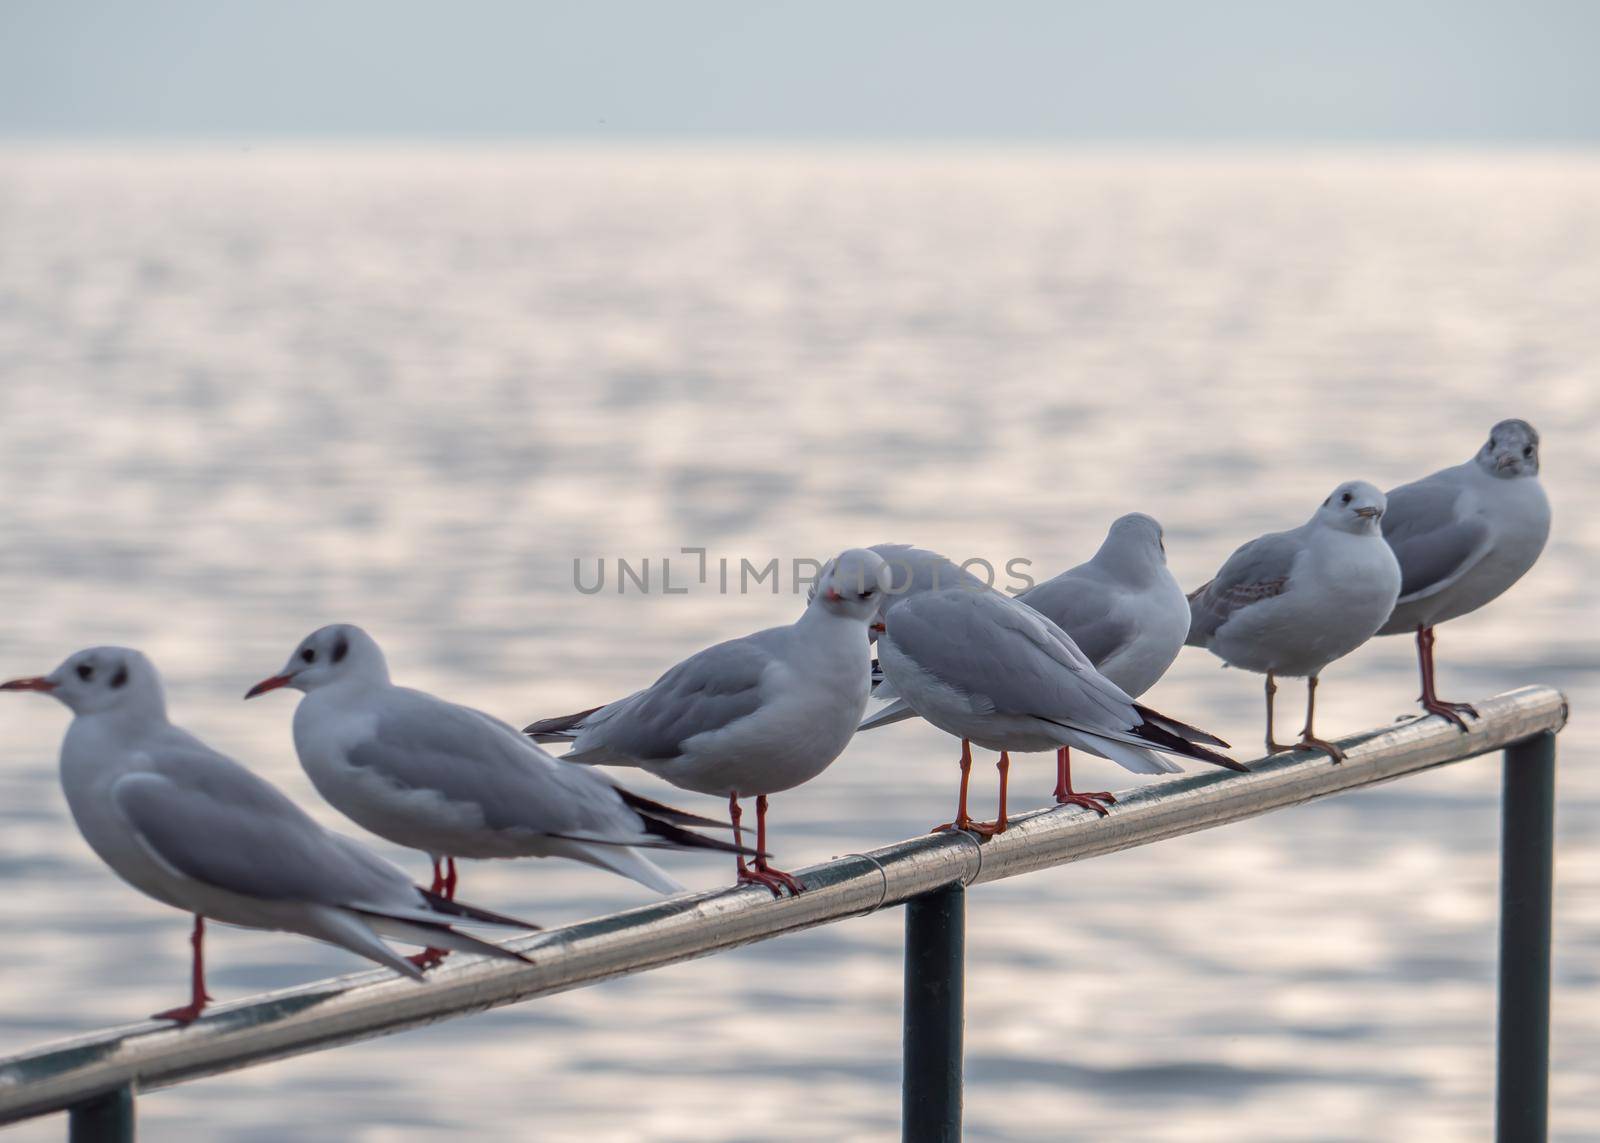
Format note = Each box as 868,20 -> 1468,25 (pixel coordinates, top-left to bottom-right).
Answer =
332,635 -> 349,664
110,664 -> 128,689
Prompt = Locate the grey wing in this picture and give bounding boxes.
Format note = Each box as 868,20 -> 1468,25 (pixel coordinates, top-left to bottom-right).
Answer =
1186,531 -> 1303,645
115,741 -> 409,907
1382,476 -> 1490,602
574,632 -> 775,762
355,692 -> 657,842
887,590 -> 1137,730
1018,571 -> 1134,669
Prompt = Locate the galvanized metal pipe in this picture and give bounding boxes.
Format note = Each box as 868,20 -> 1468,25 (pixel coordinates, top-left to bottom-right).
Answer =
903,883 -> 964,1142
0,685 -> 1567,1127
1496,730 -> 1557,1143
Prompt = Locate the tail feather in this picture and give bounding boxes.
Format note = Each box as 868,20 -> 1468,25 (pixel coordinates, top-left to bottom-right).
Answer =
523,705 -> 603,742
1131,702 -> 1230,748
303,906 -> 426,981
614,786 -> 731,830
858,697 -> 920,732
545,838 -> 686,894
1058,728 -> 1184,775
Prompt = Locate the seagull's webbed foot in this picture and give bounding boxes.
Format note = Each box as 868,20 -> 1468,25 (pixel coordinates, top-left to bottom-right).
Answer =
934,815 -> 1007,839
1054,791 -> 1115,817
1265,738 -> 1296,755
1422,697 -> 1479,732
406,947 -> 451,971
152,999 -> 210,1025
738,863 -> 805,897
1296,734 -> 1346,763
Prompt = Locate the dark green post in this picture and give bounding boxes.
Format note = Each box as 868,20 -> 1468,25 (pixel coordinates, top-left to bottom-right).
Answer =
68,1086 -> 134,1143
903,882 -> 964,1143
1496,731 -> 1556,1143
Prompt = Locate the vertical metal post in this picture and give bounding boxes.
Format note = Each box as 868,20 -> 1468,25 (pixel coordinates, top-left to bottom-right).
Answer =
1496,731 -> 1556,1143
68,1086 -> 134,1143
903,881 -> 964,1143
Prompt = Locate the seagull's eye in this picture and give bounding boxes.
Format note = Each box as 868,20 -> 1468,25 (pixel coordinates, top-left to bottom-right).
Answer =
75,663 -> 93,682
1340,492 -> 1352,505
301,648 -> 316,664
1522,445 -> 1533,458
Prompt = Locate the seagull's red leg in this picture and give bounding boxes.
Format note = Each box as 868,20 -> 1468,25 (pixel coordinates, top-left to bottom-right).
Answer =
1053,745 -> 1115,816
962,752 -> 1014,838
1295,674 -> 1346,762
729,793 -> 751,882
152,914 -> 213,1024
407,857 -> 458,969
1416,624 -> 1477,730
932,740 -> 977,833
739,795 -> 804,896
1264,671 -> 1294,754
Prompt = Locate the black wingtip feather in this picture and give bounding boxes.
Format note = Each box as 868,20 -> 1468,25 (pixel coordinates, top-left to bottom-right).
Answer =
523,704 -> 603,740
1131,713 -> 1249,772
1131,702 -> 1231,748
418,889 -> 543,931
637,813 -> 765,858
614,786 -> 733,830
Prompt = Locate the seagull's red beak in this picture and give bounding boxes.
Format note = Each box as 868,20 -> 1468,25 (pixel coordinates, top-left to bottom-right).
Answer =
0,676 -> 56,693
244,674 -> 294,700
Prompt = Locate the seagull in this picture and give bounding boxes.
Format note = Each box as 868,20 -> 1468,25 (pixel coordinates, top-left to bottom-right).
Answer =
857,528 -> 1193,816
2,647 -> 536,1025
525,548 -> 890,896
1186,480 -> 1402,761
869,576 -> 1242,838
246,625 -> 752,956
1016,513 -> 1190,815
1376,419 -> 1551,729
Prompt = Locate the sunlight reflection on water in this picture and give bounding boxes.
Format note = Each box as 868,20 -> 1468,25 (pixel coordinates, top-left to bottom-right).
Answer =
0,147 -> 1595,1141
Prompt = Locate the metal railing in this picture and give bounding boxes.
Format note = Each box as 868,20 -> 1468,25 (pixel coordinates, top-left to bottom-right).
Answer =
0,685 -> 1568,1142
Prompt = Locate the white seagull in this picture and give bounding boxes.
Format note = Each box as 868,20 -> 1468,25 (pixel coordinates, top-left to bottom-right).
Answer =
1186,480 -> 1402,760
1016,513 -> 1191,814
246,625 -> 751,951
858,527 -> 1194,816
1376,419 -> 1551,729
525,548 -> 890,896
3,647 -> 536,1025
870,576 -> 1241,837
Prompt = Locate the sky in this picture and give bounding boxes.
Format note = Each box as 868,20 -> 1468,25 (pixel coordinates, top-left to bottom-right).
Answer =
1,0 -> 1597,143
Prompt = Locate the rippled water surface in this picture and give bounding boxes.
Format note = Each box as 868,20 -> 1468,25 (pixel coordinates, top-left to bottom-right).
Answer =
0,147 -> 1596,1141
